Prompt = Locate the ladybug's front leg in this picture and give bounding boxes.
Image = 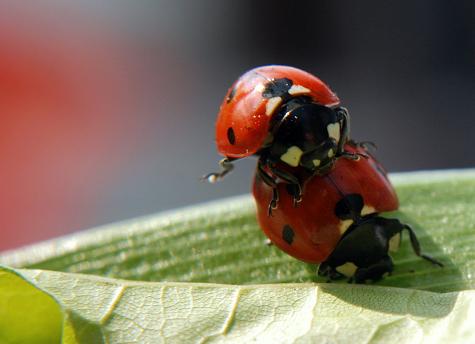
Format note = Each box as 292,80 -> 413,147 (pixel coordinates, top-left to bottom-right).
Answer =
335,107 -> 350,156
335,109 -> 364,161
257,161 -> 279,216
335,108 -> 374,161
267,165 -> 303,207
203,157 -> 237,183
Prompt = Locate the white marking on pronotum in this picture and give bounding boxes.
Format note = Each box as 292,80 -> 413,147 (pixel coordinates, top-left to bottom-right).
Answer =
312,159 -> 321,167
339,219 -> 353,234
280,146 -> 303,167
336,262 -> 358,277
255,83 -> 266,93
266,97 -> 283,116
389,233 -> 401,252
327,122 -> 340,142
327,149 -> 335,158
361,205 -> 376,216
288,84 -> 311,95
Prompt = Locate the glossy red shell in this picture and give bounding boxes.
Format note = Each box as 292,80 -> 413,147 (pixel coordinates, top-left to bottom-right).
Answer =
252,145 -> 399,263
216,65 -> 340,158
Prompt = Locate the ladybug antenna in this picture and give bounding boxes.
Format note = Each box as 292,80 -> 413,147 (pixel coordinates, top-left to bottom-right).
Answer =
357,141 -> 378,151
339,140 -> 378,161
202,157 -> 238,183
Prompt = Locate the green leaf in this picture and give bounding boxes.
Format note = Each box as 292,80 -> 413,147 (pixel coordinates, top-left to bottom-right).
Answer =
0,268 -> 62,344
1,267 -> 475,343
1,169 -> 475,343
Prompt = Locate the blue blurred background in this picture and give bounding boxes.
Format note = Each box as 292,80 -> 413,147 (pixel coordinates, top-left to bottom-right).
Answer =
1,1 -> 474,250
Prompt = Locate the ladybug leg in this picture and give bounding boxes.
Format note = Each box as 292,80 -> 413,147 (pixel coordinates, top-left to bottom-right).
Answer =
353,140 -> 378,151
339,150 -> 369,161
286,184 -> 303,207
346,138 -> 378,151
317,262 -> 345,281
268,188 -> 279,216
337,150 -> 369,161
267,165 -> 303,206
202,158 -> 236,183
404,224 -> 444,267
335,107 -> 350,156
352,256 -> 394,283
257,161 -> 279,215
334,109 -> 372,161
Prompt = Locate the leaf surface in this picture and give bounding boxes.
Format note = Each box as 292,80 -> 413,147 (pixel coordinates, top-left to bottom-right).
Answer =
1,170 -> 474,343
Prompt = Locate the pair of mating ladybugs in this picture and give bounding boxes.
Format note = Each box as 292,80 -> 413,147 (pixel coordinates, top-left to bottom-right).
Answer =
205,65 -> 442,283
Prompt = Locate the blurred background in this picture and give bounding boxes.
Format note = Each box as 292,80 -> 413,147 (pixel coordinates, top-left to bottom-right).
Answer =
1,1 -> 474,251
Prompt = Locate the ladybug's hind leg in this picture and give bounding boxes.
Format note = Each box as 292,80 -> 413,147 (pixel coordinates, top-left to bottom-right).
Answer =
257,161 -> 279,216
352,255 -> 394,283
404,223 -> 444,267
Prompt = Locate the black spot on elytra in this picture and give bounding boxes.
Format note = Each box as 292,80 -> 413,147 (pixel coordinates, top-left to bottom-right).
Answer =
226,86 -> 237,103
262,78 -> 293,98
282,225 -> 295,245
334,194 -> 364,221
227,127 -> 236,145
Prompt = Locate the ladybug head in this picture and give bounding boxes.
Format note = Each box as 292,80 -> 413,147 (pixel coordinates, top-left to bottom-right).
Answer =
267,101 -> 349,172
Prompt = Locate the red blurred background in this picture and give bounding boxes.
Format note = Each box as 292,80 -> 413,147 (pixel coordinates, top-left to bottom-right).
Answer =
1,2 -> 474,251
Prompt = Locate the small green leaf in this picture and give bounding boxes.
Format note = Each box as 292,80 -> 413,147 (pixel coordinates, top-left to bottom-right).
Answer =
0,268 -> 62,344
0,169 -> 474,343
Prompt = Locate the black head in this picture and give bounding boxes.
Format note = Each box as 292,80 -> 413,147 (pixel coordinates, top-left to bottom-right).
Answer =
267,97 -> 342,172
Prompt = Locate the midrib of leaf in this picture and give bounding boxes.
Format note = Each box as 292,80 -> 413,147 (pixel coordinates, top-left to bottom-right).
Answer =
1,170 -> 475,292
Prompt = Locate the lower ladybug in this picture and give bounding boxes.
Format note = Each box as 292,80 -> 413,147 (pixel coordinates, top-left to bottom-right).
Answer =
253,144 -> 443,283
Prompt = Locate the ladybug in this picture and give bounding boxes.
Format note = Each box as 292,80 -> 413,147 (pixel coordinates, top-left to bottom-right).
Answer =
253,144 -> 443,283
205,65 -> 364,209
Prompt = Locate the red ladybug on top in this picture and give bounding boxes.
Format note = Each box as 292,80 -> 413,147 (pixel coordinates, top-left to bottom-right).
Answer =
205,65 -> 365,211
